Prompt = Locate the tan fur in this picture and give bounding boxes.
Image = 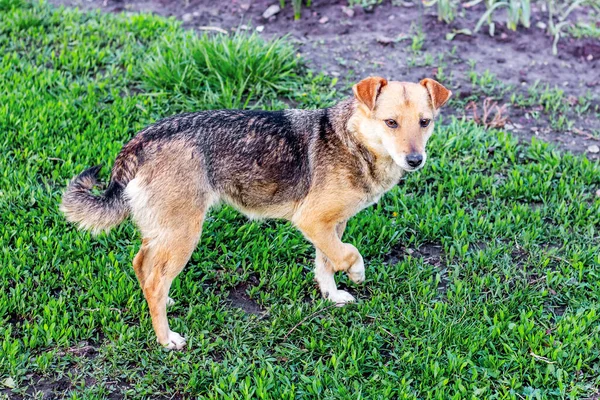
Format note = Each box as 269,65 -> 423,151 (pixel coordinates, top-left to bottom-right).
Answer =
420,78 -> 452,110
62,77 -> 451,350
352,76 -> 388,111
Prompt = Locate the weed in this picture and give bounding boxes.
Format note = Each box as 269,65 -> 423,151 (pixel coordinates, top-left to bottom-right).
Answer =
547,0 -> 588,55
348,0 -> 383,8
465,97 -> 510,128
568,21 -> 600,39
423,0 -> 458,23
467,64 -> 514,98
510,81 -> 589,131
280,0 -> 312,20
410,23 -> 426,53
471,0 -> 531,36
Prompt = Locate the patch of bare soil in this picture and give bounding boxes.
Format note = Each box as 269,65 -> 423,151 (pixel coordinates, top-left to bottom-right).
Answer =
227,280 -> 266,316
47,0 -> 599,156
388,242 -> 448,293
0,339 -> 148,400
3,373 -> 161,400
11,375 -> 72,400
414,243 -> 448,293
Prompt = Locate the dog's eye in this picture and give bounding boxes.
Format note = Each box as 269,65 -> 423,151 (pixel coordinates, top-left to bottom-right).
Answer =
419,118 -> 431,128
384,119 -> 398,129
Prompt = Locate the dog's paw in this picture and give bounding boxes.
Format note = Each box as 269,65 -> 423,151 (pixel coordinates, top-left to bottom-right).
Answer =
346,255 -> 365,284
166,297 -> 176,307
326,289 -> 355,306
159,331 -> 186,350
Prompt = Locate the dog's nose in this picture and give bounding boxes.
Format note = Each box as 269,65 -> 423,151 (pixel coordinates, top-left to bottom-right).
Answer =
406,153 -> 423,168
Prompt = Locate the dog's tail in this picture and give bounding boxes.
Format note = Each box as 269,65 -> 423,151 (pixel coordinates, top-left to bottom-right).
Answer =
60,150 -> 139,235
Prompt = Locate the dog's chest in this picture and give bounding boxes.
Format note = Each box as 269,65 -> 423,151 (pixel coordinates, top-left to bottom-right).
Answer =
360,163 -> 404,209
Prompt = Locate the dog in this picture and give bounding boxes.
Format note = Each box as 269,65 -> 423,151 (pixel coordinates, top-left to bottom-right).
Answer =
61,76 -> 451,349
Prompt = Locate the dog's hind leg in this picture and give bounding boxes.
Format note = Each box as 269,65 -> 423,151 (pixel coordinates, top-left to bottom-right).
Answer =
132,238 -> 152,288
140,219 -> 203,350
130,193 -> 206,350
125,142 -> 214,349
133,239 -> 178,308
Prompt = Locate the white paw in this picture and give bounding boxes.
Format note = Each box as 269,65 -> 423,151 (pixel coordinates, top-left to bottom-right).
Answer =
346,255 -> 365,284
166,297 -> 176,307
159,330 -> 186,350
326,289 -> 356,306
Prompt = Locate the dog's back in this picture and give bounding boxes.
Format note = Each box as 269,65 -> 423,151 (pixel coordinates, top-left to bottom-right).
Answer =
197,110 -> 314,211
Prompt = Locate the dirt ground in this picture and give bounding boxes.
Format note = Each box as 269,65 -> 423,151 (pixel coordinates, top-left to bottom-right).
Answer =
49,0 -> 600,157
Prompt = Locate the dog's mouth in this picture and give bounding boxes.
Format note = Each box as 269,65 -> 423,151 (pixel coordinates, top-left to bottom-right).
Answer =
402,164 -> 425,173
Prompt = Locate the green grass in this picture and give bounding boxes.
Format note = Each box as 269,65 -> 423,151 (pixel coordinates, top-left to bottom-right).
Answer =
510,81 -> 599,131
2,1 -> 600,399
143,32 -> 299,110
568,21 -> 600,39
467,65 -> 514,99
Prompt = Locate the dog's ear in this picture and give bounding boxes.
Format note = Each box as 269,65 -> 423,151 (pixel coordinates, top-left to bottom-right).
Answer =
420,78 -> 452,110
353,76 -> 388,111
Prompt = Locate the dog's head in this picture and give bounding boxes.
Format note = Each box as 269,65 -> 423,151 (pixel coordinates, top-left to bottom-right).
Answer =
351,76 -> 451,172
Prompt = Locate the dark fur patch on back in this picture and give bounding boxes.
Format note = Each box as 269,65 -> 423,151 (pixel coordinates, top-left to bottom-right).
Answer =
197,110 -> 312,207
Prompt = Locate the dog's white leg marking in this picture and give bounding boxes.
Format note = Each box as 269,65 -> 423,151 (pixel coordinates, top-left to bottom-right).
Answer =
328,289 -> 356,305
315,249 -> 355,306
314,249 -> 337,294
160,330 -> 186,350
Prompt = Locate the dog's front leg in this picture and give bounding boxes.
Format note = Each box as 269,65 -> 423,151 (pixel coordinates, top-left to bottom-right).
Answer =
315,249 -> 358,305
298,220 -> 365,305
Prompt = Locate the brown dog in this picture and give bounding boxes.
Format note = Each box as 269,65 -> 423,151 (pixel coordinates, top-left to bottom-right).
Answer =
61,77 -> 451,349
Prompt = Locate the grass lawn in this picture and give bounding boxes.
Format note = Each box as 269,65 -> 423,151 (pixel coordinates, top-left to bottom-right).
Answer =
2,1 -> 600,398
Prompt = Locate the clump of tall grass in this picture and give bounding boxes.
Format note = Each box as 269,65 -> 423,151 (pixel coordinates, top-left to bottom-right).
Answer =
143,32 -> 299,110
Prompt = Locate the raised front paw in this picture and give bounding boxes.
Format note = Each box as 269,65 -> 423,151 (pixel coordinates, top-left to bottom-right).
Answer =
346,254 -> 365,284
326,289 -> 356,306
